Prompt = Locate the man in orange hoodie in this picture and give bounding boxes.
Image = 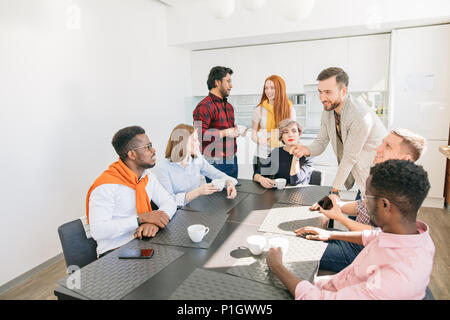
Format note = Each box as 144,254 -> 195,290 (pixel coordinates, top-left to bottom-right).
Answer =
86,126 -> 176,258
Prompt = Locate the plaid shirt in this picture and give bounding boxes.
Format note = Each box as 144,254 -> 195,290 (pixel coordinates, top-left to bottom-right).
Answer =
355,199 -> 371,225
193,93 -> 236,158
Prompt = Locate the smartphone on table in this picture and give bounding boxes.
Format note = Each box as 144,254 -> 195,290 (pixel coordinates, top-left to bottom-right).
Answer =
118,248 -> 154,259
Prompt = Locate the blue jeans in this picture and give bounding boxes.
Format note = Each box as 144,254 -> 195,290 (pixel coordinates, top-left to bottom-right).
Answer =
319,236 -> 364,273
205,155 -> 238,183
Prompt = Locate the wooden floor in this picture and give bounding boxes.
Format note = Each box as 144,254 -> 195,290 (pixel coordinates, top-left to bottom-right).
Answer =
0,206 -> 448,300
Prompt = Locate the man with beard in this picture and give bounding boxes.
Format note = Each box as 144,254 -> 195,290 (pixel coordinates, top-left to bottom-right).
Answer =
307,128 -> 427,272
193,66 -> 246,181
267,160 -> 435,299
86,126 -> 176,258
291,67 -> 386,197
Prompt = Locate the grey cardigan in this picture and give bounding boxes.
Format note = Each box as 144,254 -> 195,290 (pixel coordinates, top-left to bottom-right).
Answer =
307,94 -> 387,194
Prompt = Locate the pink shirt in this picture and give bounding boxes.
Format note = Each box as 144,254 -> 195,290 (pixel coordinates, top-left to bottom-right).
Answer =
295,220 -> 435,300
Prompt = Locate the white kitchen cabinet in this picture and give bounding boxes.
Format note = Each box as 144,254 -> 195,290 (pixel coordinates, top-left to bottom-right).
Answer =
302,38 -> 349,85
416,140 -> 447,201
191,42 -> 303,96
347,34 -> 390,92
390,24 -> 450,207
191,34 -> 391,95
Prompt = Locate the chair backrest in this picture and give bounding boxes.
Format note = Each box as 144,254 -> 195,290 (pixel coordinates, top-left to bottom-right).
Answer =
58,219 -> 98,271
309,170 -> 322,186
424,286 -> 435,300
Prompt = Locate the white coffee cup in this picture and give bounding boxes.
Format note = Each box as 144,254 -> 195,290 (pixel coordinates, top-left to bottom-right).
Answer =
237,124 -> 247,135
274,178 -> 287,190
187,224 -> 210,243
246,235 -> 267,255
212,179 -> 225,191
269,237 -> 289,258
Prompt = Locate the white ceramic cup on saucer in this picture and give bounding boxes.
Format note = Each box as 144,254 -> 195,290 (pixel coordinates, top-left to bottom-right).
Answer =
274,178 -> 286,190
187,224 -> 209,243
212,179 -> 226,191
237,124 -> 247,135
269,237 -> 289,258
246,235 -> 267,255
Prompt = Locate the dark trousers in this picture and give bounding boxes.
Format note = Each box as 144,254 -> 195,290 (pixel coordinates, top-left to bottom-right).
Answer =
205,155 -> 238,183
319,238 -> 365,273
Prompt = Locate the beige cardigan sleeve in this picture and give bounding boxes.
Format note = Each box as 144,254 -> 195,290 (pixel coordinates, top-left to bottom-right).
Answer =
307,111 -> 330,157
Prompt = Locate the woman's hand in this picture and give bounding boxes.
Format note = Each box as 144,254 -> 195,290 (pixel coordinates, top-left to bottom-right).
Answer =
258,176 -> 275,189
196,183 -> 220,196
226,181 -> 237,199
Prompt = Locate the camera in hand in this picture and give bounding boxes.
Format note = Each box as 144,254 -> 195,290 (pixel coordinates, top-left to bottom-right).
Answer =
317,195 -> 333,210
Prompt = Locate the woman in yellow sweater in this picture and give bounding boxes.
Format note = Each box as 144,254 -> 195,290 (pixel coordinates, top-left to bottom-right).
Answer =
251,75 -> 296,177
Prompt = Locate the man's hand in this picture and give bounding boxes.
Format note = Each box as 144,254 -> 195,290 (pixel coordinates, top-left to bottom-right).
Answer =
289,143 -> 311,158
310,202 -> 320,211
266,247 -> 284,270
295,226 -> 332,241
318,194 -> 344,221
139,210 -> 170,228
135,223 -> 159,239
226,181 -> 237,199
223,127 -> 240,138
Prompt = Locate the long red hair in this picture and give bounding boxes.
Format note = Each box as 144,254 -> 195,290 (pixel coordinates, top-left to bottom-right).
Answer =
258,75 -> 292,127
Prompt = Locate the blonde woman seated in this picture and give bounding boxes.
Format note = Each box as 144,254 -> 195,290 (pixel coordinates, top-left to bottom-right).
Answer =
253,119 -> 313,188
157,124 -> 238,207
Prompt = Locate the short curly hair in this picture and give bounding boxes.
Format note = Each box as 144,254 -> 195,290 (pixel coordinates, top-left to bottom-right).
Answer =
369,159 -> 430,221
111,126 -> 145,161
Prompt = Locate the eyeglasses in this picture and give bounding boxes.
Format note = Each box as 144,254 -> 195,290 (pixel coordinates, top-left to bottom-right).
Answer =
362,194 -> 378,202
130,142 -> 152,152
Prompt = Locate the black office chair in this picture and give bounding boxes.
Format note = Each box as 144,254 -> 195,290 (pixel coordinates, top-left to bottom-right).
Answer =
58,219 -> 98,271
424,286 -> 435,300
309,170 -> 322,186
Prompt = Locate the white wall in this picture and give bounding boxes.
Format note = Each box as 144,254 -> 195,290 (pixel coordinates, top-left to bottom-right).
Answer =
166,0 -> 450,49
0,0 -> 191,287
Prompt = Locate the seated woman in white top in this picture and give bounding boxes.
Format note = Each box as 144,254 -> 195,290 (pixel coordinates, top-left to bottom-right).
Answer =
157,124 -> 238,207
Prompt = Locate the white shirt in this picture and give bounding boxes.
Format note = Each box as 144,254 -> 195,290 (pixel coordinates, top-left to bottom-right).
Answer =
88,170 -> 177,255
252,105 -> 297,158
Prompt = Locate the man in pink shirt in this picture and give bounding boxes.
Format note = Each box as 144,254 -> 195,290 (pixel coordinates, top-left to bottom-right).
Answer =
267,159 -> 435,299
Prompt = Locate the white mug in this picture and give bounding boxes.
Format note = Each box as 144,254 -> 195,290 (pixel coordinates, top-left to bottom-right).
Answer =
211,179 -> 225,191
246,235 -> 267,255
274,178 -> 286,190
237,124 -> 247,135
187,224 -> 209,243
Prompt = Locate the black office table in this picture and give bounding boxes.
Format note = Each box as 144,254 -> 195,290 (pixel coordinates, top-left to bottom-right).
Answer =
54,184 -> 331,300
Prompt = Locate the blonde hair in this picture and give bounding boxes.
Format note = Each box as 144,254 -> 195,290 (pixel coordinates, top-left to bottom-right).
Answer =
165,124 -> 196,162
278,119 -> 302,141
391,128 -> 427,161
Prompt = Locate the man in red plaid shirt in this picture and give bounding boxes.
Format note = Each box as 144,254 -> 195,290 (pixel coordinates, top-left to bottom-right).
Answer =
193,66 -> 247,181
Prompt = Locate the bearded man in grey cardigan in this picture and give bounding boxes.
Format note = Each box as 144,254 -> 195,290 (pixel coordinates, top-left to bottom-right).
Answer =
292,67 -> 386,197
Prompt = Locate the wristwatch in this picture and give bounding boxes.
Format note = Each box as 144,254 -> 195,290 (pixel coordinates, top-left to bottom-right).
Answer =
330,190 -> 340,196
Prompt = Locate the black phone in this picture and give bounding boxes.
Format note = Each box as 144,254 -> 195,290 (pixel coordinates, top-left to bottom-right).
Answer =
317,195 -> 333,210
118,248 -> 154,259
